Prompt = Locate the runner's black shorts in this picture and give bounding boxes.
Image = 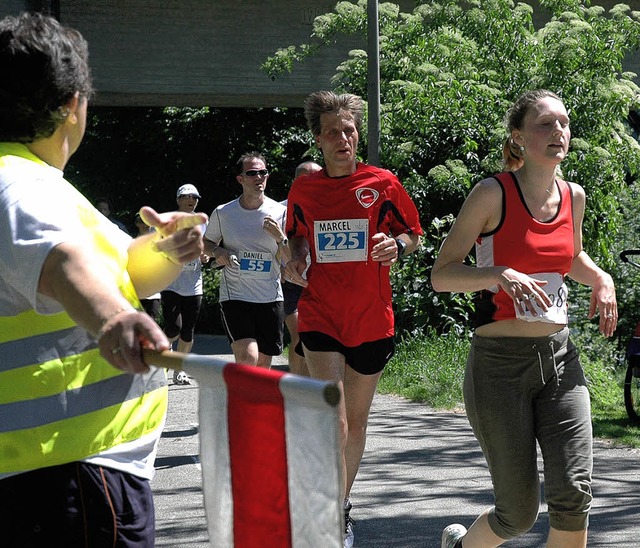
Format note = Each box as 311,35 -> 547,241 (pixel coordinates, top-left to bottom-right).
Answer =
220,299 -> 284,356
298,331 -> 395,375
282,280 -> 303,316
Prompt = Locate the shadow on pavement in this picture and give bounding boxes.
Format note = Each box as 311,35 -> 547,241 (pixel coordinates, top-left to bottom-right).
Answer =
152,336 -> 640,547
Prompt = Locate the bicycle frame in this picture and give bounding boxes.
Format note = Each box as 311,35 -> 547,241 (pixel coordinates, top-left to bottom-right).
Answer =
626,326 -> 640,377
620,250 -> 640,423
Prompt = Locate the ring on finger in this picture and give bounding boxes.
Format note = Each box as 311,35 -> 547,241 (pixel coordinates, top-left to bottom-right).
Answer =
606,313 -> 614,319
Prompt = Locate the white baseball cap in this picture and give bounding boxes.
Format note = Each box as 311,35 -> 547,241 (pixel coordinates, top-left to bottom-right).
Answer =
177,184 -> 201,198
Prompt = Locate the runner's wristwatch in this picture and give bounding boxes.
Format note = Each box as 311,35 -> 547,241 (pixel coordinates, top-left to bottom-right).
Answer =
395,238 -> 407,258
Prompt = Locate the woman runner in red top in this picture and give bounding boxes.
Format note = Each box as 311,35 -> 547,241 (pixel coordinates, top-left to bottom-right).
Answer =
432,89 -> 617,548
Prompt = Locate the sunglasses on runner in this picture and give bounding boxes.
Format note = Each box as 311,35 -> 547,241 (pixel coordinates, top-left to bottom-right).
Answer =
243,169 -> 269,177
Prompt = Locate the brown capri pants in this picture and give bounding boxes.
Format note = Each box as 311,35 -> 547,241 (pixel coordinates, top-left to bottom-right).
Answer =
464,327 -> 592,539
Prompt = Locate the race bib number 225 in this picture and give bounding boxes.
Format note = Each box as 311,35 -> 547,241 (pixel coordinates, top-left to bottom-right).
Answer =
314,218 -> 368,263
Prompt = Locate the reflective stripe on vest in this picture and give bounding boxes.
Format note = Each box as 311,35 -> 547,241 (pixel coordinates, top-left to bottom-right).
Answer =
0,144 -> 167,474
0,293 -> 168,478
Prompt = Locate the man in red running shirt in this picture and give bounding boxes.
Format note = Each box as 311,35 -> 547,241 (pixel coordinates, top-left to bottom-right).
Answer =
284,91 -> 422,548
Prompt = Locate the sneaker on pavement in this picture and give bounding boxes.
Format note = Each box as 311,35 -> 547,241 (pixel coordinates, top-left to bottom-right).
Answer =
344,518 -> 354,548
173,370 -> 191,385
343,498 -> 354,548
441,524 -> 467,548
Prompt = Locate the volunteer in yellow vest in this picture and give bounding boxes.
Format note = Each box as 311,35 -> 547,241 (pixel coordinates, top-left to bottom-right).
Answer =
0,13 -> 207,547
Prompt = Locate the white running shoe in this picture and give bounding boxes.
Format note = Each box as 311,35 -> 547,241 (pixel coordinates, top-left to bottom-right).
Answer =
344,519 -> 354,548
441,524 -> 467,548
173,371 -> 191,385
343,498 -> 354,548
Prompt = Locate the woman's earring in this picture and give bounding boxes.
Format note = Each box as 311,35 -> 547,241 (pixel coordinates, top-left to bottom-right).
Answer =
519,145 -> 525,152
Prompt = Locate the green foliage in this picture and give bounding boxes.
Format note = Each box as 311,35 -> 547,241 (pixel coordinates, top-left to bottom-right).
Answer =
392,214 -> 474,335
197,265 -> 223,335
66,106 -> 309,334
567,173 -> 640,364
66,107 -> 310,234
570,325 -> 623,412
263,0 -> 640,337
378,330 -> 468,408
613,180 -> 640,343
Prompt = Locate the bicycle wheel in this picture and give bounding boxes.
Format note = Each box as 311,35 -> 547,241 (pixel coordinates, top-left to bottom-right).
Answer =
624,359 -> 640,424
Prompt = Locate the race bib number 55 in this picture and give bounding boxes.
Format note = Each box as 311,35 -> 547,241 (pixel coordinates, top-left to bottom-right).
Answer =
238,250 -> 273,278
314,218 -> 368,263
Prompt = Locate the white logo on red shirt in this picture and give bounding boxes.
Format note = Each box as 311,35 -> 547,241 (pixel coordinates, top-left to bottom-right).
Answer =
356,188 -> 379,209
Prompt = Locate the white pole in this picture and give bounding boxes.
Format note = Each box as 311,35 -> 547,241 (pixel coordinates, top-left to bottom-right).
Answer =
367,0 -> 380,166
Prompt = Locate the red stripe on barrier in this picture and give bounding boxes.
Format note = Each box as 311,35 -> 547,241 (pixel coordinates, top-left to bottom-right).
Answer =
224,364 -> 292,548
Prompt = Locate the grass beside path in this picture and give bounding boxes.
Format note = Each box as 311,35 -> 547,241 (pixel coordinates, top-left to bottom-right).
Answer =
379,331 -> 640,448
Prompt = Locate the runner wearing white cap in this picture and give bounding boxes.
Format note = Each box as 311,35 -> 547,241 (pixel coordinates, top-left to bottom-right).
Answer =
161,183 -> 209,384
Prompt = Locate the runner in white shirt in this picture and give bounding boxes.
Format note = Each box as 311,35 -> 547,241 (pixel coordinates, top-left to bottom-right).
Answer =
204,152 -> 286,368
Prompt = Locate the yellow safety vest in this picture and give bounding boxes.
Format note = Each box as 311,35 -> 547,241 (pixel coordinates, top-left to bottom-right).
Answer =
0,143 -> 168,475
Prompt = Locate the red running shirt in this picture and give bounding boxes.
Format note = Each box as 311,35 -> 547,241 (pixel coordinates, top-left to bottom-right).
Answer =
474,172 -> 575,327
286,163 -> 423,346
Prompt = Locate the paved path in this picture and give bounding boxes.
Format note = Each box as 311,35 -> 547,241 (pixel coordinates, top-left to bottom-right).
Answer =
151,336 -> 640,547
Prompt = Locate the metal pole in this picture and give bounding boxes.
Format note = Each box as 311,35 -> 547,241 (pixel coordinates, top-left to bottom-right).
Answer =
367,0 -> 380,166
